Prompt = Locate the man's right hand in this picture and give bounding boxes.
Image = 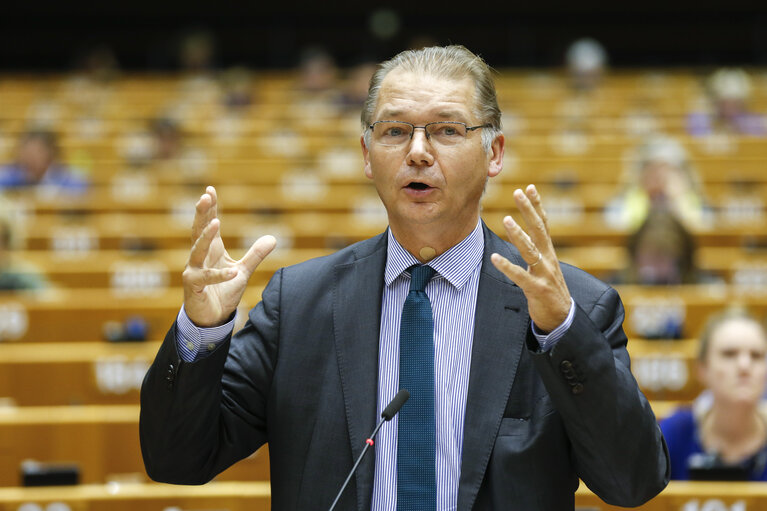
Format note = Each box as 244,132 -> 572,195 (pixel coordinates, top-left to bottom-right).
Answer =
182,186 -> 276,327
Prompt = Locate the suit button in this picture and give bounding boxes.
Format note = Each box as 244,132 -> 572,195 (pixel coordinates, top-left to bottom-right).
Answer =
166,364 -> 175,389
560,360 -> 573,372
571,383 -> 584,395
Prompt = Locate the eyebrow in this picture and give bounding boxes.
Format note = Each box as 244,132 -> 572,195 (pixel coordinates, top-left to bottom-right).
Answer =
376,109 -> 470,123
435,110 -> 469,122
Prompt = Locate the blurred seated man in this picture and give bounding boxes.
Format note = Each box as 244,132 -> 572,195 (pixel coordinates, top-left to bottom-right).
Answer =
0,131 -> 88,195
661,309 -> 767,480
605,135 -> 707,230
688,68 -> 767,137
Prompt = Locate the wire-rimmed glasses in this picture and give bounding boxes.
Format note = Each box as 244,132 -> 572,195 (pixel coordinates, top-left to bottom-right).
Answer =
368,120 -> 492,147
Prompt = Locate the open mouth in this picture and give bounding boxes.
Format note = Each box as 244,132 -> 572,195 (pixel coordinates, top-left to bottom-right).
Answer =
407,182 -> 430,190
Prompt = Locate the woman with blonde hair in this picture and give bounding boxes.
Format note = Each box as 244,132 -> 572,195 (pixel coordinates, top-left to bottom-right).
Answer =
660,309 -> 767,480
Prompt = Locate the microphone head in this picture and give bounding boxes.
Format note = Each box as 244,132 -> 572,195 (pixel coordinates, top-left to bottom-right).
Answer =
381,389 -> 409,421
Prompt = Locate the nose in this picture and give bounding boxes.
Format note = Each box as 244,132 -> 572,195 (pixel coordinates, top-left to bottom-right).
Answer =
406,129 -> 435,167
737,352 -> 753,372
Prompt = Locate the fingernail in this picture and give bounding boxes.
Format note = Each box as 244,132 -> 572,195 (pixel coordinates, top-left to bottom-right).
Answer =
530,185 -> 538,197
504,215 -> 515,226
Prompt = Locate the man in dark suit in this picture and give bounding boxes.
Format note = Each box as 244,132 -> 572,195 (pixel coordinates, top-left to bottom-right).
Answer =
140,45 -> 669,510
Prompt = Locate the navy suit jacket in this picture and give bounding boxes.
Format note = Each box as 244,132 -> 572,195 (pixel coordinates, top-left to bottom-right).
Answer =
140,224 -> 669,510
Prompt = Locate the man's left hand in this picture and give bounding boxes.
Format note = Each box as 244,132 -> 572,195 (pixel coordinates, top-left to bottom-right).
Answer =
491,184 -> 572,333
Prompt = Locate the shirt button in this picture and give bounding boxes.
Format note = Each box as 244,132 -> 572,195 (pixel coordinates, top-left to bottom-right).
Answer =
207,343 -> 216,352
186,341 -> 194,351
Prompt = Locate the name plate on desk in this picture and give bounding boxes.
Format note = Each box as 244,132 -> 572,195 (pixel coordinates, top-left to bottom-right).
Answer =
575,482 -> 767,510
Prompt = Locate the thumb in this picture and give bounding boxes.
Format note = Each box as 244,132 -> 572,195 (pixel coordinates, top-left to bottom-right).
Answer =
239,235 -> 277,276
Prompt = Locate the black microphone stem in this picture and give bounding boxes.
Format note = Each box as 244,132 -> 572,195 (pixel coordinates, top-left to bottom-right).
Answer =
327,390 -> 408,511
327,418 -> 386,511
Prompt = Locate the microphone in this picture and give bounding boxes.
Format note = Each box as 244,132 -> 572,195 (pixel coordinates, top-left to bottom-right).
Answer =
328,389 -> 409,511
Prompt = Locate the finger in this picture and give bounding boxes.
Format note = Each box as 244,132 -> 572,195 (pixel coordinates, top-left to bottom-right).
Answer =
513,188 -> 551,253
490,252 -> 532,288
188,218 -> 220,268
239,235 -> 277,275
502,215 -> 541,266
191,186 -> 219,243
206,185 -> 218,218
525,184 -> 550,236
184,265 -> 238,293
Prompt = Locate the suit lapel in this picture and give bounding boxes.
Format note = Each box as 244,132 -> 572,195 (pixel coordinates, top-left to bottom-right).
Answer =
457,227 -> 530,511
332,233 -> 387,511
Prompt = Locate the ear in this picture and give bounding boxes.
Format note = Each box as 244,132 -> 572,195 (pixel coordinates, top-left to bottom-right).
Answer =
361,134 -> 373,180
487,133 -> 505,179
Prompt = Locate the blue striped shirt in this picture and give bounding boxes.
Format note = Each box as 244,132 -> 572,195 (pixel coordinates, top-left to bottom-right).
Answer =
176,222 -> 575,510
372,223 -> 484,511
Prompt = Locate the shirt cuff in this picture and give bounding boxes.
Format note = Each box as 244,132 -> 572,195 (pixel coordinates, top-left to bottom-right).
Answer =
531,298 -> 576,352
175,304 -> 236,362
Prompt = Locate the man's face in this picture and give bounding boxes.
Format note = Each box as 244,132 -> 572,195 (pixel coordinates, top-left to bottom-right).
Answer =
18,139 -> 54,181
361,70 -> 503,238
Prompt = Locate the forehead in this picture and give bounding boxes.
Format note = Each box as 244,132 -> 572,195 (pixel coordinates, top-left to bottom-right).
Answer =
710,319 -> 767,351
373,70 -> 477,122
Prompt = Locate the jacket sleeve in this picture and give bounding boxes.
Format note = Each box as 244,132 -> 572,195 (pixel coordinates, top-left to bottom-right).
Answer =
528,283 -> 670,506
139,269 -> 282,484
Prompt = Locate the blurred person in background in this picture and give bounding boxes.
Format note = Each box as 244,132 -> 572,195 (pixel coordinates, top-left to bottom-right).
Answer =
151,119 -> 185,161
614,209 -> 700,286
297,45 -> 339,95
291,46 -> 343,128
0,205 -> 48,291
337,59 -> 377,112
565,38 -> 607,93
0,131 -> 88,195
605,134 -> 707,230
688,68 -> 767,137
661,309 -> 767,480
219,66 -> 255,110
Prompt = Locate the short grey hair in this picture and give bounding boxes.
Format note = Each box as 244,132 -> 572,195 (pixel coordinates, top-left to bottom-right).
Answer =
362,45 -> 502,152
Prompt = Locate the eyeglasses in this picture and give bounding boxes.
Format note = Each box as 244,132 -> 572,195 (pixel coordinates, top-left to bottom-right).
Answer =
368,120 -> 492,147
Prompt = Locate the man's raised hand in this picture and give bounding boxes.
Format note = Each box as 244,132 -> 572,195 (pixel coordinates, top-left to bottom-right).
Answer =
182,186 -> 276,327
490,185 -> 571,333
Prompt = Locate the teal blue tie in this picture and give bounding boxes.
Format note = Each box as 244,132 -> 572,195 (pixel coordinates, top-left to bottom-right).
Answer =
397,264 -> 436,511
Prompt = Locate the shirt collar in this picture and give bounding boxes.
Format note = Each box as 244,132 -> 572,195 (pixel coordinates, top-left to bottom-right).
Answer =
384,220 -> 484,290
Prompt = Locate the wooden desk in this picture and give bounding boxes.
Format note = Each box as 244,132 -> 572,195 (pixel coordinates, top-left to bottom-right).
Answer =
0,337 -> 700,407
18,244 -> 767,292
616,284 -> 767,339
0,480 -> 766,510
575,481 -> 767,510
0,406 -> 269,487
18,248 -> 331,290
1,283 -> 767,344
629,339 -> 703,402
0,482 -> 270,511
0,287 -> 264,343
20,211 -> 767,252
0,342 -> 161,406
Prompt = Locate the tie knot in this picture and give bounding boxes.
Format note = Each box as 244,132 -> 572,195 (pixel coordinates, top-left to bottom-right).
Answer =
408,265 -> 435,292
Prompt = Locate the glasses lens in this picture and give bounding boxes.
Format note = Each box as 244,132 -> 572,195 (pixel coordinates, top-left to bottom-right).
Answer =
426,122 -> 468,145
372,121 -> 413,146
